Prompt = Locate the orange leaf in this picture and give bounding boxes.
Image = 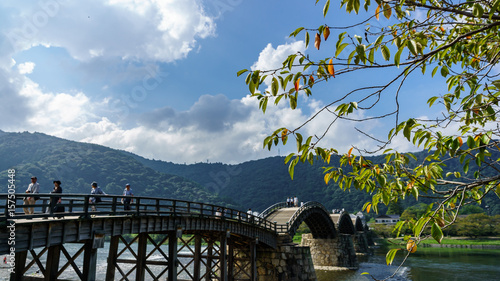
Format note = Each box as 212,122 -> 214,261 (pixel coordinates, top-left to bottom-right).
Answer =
309,75 -> 315,85
314,33 -> 321,50
457,136 -> 463,147
294,77 -> 301,92
366,203 -> 372,214
375,5 -> 380,20
347,147 -> 353,158
327,58 -> 335,77
406,240 -> 417,253
323,26 -> 330,41
440,26 -> 445,32
281,129 -> 288,139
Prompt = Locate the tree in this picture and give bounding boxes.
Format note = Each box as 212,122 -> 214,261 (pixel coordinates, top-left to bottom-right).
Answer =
240,0 -> 500,270
456,213 -> 496,237
386,200 -> 404,215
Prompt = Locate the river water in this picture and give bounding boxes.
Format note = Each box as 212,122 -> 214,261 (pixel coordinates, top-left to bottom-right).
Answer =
1,243 -> 499,280
317,245 -> 500,281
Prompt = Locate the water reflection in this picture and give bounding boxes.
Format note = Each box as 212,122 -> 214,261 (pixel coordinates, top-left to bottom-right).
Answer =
317,246 -> 500,281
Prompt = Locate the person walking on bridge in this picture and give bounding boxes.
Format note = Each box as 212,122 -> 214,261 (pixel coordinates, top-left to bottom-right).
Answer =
121,183 -> 134,211
23,176 -> 40,214
89,181 -> 106,211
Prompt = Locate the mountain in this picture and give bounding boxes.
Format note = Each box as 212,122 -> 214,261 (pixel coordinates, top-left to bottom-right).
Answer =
0,131 -> 223,206
128,150 -> 500,216
1,131 -> 498,216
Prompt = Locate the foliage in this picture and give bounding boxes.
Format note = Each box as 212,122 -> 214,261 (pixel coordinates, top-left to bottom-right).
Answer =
386,200 -> 404,215
455,213 -> 498,237
239,0 -> 500,268
371,223 -> 396,238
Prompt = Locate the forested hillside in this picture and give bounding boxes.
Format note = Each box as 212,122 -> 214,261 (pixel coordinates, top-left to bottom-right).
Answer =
130,152 -> 500,215
0,131 -> 222,205
1,131 -> 498,215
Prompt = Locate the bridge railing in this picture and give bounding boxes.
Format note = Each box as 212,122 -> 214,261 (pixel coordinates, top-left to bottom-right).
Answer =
0,194 -> 277,232
276,201 -> 331,235
258,201 -> 287,219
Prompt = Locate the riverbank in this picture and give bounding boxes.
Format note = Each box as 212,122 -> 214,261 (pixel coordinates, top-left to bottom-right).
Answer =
384,237 -> 500,249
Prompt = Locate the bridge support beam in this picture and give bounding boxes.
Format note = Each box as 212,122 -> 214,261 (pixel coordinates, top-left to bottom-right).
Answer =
136,232 -> 148,281
44,244 -> 61,281
168,231 -> 178,281
105,235 -> 119,281
82,240 -> 98,281
9,250 -> 27,281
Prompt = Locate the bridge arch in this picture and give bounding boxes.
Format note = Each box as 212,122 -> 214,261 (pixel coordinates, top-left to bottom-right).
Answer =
331,211 -> 356,235
263,202 -> 337,239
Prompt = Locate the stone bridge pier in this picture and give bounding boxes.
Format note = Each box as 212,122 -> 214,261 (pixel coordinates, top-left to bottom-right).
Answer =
254,235 -> 317,281
300,233 -> 358,269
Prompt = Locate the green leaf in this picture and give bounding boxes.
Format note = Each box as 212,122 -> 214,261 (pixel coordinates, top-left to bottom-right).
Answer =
289,27 -> 304,38
305,32 -> 310,48
271,78 -> 279,96
381,45 -> 390,61
394,48 -> 403,67
336,43 -> 349,57
407,40 -> 418,56
414,217 -> 431,237
431,222 -> 444,243
288,158 -> 298,180
473,3 -> 484,18
441,66 -> 449,77
386,248 -> 400,265
237,69 -> 248,77
323,0 -> 330,17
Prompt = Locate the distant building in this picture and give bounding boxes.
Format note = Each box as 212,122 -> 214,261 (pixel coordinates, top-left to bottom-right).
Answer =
375,214 -> 400,224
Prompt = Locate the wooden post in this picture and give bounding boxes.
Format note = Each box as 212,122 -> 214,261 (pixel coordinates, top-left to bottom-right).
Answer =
45,245 -> 61,281
10,250 -> 27,281
105,235 -> 120,281
250,240 -> 257,281
219,232 -> 228,281
193,234 -> 202,280
136,233 -> 148,281
168,231 -> 178,281
82,240 -> 98,281
227,239 -> 234,281
205,240 -> 213,281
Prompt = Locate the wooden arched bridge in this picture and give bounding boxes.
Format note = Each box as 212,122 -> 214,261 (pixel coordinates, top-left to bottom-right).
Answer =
0,194 -> 372,281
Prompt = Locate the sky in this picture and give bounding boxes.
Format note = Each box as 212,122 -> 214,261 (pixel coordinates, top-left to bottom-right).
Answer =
0,0 -> 448,164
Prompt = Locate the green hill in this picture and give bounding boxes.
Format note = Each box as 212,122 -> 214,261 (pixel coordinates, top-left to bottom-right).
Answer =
1,131 -> 498,216
0,131 -> 223,206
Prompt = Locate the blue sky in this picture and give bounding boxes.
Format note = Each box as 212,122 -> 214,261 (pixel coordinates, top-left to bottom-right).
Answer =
0,0 -> 447,164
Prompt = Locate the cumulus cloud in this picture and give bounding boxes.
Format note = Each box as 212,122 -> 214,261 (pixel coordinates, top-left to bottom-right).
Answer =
1,0 -> 215,62
17,62 -> 35,74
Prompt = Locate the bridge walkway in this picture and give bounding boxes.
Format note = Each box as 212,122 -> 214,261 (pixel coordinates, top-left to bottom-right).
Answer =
265,207 -> 298,225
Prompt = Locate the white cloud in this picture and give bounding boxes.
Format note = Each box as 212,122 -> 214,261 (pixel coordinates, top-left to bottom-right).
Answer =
1,0 -> 216,63
17,62 -> 35,74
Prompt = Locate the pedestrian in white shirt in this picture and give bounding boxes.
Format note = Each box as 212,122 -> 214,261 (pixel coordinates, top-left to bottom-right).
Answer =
24,176 -> 40,214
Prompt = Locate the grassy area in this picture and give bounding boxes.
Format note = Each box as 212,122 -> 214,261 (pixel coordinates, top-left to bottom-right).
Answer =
293,234 -> 302,244
387,237 -> 500,246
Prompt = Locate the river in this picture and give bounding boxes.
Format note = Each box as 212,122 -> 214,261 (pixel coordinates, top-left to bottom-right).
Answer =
317,245 -> 500,280
1,243 -> 499,280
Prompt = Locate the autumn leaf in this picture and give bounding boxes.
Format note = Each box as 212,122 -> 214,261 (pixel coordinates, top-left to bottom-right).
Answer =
309,75 -> 315,85
327,58 -> 335,77
457,136 -> 463,147
323,26 -> 330,41
406,239 -> 417,253
294,77 -> 301,92
348,147 -> 353,158
440,26 -> 445,32
314,33 -> 321,50
375,5 -> 380,20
